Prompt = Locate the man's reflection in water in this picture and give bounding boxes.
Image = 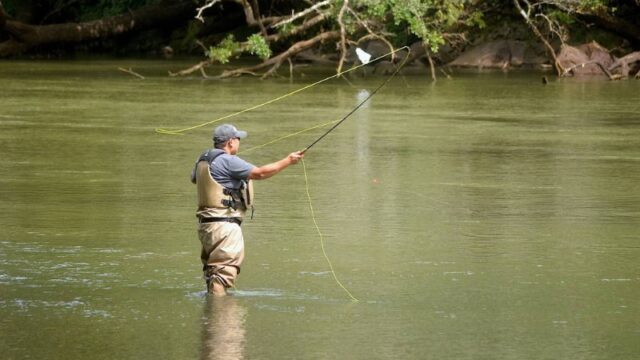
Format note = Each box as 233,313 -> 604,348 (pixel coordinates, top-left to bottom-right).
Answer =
201,296 -> 247,360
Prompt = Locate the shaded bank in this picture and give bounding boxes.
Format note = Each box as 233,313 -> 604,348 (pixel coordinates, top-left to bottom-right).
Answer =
1,1 -> 639,81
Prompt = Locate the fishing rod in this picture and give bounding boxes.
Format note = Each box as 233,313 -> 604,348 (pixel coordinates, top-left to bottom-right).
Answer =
301,48 -> 410,154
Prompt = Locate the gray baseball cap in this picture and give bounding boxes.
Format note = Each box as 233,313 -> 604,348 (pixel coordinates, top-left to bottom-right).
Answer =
213,124 -> 248,143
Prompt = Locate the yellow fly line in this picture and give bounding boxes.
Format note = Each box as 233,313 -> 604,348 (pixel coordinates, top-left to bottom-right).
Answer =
155,46 -> 410,136
239,119 -> 340,154
165,46 -> 410,301
302,158 -> 359,302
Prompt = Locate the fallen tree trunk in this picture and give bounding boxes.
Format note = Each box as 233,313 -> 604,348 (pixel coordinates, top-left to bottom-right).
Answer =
609,51 -> 640,77
0,0 -> 196,57
576,10 -> 640,48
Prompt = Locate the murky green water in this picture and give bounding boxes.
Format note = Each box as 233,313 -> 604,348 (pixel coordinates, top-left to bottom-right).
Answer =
1,59 -> 639,359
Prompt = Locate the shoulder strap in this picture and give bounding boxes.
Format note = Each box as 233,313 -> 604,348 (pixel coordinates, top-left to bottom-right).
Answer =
198,149 -> 226,164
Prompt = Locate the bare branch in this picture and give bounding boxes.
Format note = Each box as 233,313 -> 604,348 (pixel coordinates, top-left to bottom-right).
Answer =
336,0 -> 349,76
251,0 -> 269,39
271,0 -> 331,28
425,48 -> 436,82
237,0 -> 256,25
513,0 -> 564,75
608,51 -> 640,77
347,7 -> 395,61
171,12 -> 331,78
265,13 -> 327,41
535,13 -> 567,44
215,30 -> 340,79
169,60 -> 212,77
195,0 -> 221,23
561,60 -> 614,79
118,67 -> 145,79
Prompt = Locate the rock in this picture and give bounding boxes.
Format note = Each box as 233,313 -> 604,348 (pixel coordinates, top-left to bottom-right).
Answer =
362,39 -> 391,59
161,46 -> 174,59
373,60 -> 396,75
578,41 -> 614,68
295,49 -> 335,65
557,42 -> 613,76
448,40 -> 546,69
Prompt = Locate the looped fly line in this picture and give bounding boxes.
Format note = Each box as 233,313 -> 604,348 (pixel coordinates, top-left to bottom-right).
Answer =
155,46 -> 410,136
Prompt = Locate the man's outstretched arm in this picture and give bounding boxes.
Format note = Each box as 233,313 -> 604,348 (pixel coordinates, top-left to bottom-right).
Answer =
248,151 -> 304,180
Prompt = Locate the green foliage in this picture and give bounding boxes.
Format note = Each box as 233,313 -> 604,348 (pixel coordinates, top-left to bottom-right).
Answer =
351,0 -> 477,52
208,35 -> 240,64
278,22 -> 296,36
207,34 -> 271,64
549,9 -> 575,25
579,0 -> 608,11
246,34 -> 272,60
466,10 -> 486,29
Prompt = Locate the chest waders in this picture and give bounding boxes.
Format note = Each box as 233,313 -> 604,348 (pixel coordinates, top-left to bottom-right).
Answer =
195,151 -> 254,290
195,151 -> 254,221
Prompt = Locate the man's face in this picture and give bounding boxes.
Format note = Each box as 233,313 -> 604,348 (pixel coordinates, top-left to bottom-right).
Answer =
228,137 -> 240,154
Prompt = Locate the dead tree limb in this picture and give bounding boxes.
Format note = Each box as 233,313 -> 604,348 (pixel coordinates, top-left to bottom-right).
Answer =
271,0 -> 331,28
216,30 -> 341,79
347,6 -> 395,61
236,0 -> 256,25
250,0 -> 269,39
118,67 -> 145,79
169,59 -> 212,77
561,60 -> 614,79
171,12 -> 330,78
425,48 -> 437,82
513,0 -> 564,76
336,0 -> 349,76
195,0 -> 221,22
265,13 -> 327,41
608,51 -> 640,77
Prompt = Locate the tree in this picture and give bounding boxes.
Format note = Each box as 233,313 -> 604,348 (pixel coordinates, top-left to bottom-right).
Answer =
1,0 -> 638,79
0,0 -> 196,57
513,0 -> 640,78
171,0 -> 485,79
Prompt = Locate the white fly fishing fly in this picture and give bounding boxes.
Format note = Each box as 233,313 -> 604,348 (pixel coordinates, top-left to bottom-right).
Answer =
355,47 -> 372,64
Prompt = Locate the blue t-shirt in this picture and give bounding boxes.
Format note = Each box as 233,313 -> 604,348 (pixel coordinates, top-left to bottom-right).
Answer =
192,149 -> 255,189
211,153 -> 254,189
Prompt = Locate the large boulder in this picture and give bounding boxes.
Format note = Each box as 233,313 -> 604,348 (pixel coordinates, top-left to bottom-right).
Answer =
557,41 -> 614,76
448,40 -> 546,69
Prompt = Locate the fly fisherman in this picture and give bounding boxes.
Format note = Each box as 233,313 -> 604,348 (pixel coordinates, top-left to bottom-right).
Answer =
191,124 -> 304,296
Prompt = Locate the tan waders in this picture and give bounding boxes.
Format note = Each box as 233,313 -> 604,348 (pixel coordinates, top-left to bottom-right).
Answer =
198,220 -> 245,295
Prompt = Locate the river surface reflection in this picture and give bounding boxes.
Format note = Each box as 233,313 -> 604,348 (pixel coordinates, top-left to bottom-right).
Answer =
0,60 -> 639,359
201,296 -> 247,360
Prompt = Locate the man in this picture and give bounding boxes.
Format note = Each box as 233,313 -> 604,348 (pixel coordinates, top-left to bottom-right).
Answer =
191,124 -> 304,296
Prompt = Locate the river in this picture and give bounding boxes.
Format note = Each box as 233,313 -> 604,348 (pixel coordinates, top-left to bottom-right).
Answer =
1,59 -> 639,359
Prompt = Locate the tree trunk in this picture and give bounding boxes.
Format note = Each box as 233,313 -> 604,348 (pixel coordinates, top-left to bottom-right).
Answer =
576,10 -> 640,48
0,0 -> 196,57
609,51 -> 640,77
513,0 -> 563,76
